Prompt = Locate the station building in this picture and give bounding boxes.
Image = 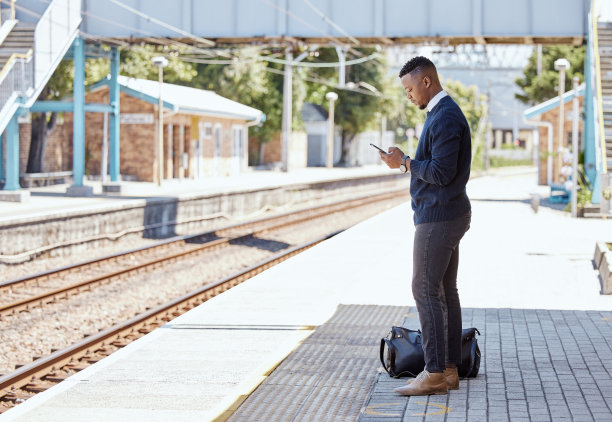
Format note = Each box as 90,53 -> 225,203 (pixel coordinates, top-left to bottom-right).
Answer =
524,85 -> 585,186
18,76 -> 264,183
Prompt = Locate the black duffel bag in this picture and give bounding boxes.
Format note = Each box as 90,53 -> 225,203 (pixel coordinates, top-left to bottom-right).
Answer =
379,326 -> 481,378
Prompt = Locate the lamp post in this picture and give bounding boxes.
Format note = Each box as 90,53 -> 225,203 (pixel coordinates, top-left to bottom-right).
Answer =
554,58 -> 570,184
325,92 -> 338,168
152,56 -> 168,186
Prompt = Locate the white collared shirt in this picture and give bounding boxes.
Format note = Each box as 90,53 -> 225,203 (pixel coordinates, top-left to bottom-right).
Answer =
427,90 -> 448,112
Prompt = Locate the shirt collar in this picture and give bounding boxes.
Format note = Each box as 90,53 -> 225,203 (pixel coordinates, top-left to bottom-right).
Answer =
427,90 -> 448,112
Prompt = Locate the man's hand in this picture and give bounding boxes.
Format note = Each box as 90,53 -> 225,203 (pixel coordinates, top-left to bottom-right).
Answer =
379,146 -> 407,170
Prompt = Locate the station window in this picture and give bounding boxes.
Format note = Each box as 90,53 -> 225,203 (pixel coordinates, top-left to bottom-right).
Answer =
199,122 -> 213,139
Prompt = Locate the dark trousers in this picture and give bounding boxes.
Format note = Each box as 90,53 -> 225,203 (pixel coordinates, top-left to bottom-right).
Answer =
412,212 -> 471,372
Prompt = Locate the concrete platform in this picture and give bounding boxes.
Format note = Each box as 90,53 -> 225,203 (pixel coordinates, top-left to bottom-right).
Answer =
2,167 -> 612,421
0,165 -> 404,262
0,166 -> 397,223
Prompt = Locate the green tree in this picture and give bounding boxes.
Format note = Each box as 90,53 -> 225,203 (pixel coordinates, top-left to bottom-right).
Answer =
190,47 -> 310,165
380,74 -> 425,145
444,78 -> 488,171
303,47 -> 390,164
26,60 -> 74,173
382,74 -> 487,169
515,45 -> 585,105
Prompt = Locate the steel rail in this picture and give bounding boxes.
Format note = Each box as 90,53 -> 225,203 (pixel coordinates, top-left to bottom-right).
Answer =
0,189 -> 407,316
0,231 -> 341,400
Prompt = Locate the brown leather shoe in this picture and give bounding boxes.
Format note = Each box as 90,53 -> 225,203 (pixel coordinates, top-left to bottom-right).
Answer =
394,370 -> 448,396
403,367 -> 460,390
444,367 -> 459,390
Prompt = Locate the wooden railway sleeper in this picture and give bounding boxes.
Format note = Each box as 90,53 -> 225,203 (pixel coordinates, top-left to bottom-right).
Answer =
43,370 -> 69,383
23,376 -> 55,393
1,386 -> 30,402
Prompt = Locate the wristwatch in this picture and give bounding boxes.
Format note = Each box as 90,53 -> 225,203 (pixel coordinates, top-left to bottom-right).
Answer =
399,155 -> 410,173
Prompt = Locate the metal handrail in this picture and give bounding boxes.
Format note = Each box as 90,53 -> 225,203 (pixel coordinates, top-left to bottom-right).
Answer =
0,0 -> 16,27
0,49 -> 32,134
0,48 -> 31,82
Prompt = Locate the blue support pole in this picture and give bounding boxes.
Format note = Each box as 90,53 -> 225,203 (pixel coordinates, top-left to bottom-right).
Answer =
109,46 -> 120,182
4,115 -> 20,191
584,26 -> 597,187
73,36 -> 85,187
0,132 -> 4,183
31,101 -> 113,113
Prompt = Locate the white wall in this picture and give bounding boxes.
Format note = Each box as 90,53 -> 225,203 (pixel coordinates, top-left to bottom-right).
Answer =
347,131 -> 394,166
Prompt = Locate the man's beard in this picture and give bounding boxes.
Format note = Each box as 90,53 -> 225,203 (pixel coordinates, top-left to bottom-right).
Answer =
419,104 -> 426,110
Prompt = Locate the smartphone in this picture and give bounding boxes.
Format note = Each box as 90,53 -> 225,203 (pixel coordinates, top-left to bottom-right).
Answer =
370,143 -> 387,154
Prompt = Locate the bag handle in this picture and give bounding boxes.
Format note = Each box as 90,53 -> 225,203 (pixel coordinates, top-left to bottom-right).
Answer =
379,338 -> 395,377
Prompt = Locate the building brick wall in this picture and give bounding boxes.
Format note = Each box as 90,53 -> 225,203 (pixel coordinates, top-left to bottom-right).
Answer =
61,89 -> 157,181
537,97 -> 583,186
18,116 -> 73,174
249,132 -> 307,169
16,85 -> 256,183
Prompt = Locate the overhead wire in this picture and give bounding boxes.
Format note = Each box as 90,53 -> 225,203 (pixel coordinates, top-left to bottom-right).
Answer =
83,2 -> 381,69
259,52 -> 380,68
262,65 -> 383,97
80,9 -> 221,57
258,0 -> 347,50
105,0 -> 215,47
86,0 -> 380,68
9,0 -> 385,96
258,0 -> 372,60
301,0 -> 359,46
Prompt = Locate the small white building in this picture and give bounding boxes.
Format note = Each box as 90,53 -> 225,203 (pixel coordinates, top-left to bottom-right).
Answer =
302,102 -> 341,167
301,102 -> 393,167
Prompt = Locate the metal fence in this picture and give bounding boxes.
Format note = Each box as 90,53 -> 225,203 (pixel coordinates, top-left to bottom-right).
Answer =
0,52 -> 33,131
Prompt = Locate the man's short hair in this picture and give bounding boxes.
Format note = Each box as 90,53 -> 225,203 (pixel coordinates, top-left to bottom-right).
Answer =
399,56 -> 436,78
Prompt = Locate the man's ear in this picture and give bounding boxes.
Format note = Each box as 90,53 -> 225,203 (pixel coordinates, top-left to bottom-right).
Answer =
423,75 -> 431,88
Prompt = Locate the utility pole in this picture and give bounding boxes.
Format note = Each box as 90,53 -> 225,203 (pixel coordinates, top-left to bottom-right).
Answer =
325,92 -> 338,168
152,56 -> 168,186
280,46 -> 317,172
281,48 -> 293,172
485,81 -> 491,171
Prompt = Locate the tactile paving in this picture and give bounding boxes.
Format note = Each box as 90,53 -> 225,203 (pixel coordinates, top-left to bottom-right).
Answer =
228,304 -> 408,422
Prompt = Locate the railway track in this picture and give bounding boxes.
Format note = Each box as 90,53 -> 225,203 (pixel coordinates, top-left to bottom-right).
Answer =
0,188 -> 408,412
0,233 -> 338,411
0,189 -> 408,316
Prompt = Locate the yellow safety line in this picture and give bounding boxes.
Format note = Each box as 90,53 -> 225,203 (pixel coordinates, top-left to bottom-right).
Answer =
593,0 -> 608,174
411,401 -> 452,416
362,403 -> 403,416
0,49 -> 32,82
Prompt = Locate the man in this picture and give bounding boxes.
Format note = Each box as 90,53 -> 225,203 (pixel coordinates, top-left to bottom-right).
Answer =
379,56 -> 472,396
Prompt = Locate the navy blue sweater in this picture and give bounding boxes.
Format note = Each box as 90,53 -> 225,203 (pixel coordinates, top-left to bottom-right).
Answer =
409,95 -> 471,225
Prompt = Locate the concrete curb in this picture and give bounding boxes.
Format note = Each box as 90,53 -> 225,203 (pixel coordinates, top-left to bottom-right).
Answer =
594,241 -> 612,294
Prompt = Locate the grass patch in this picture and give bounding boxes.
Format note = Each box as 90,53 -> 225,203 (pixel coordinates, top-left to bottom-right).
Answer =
489,157 -> 533,168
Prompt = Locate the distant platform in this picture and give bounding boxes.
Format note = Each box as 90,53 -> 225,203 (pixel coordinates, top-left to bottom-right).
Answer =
0,165 -> 406,263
